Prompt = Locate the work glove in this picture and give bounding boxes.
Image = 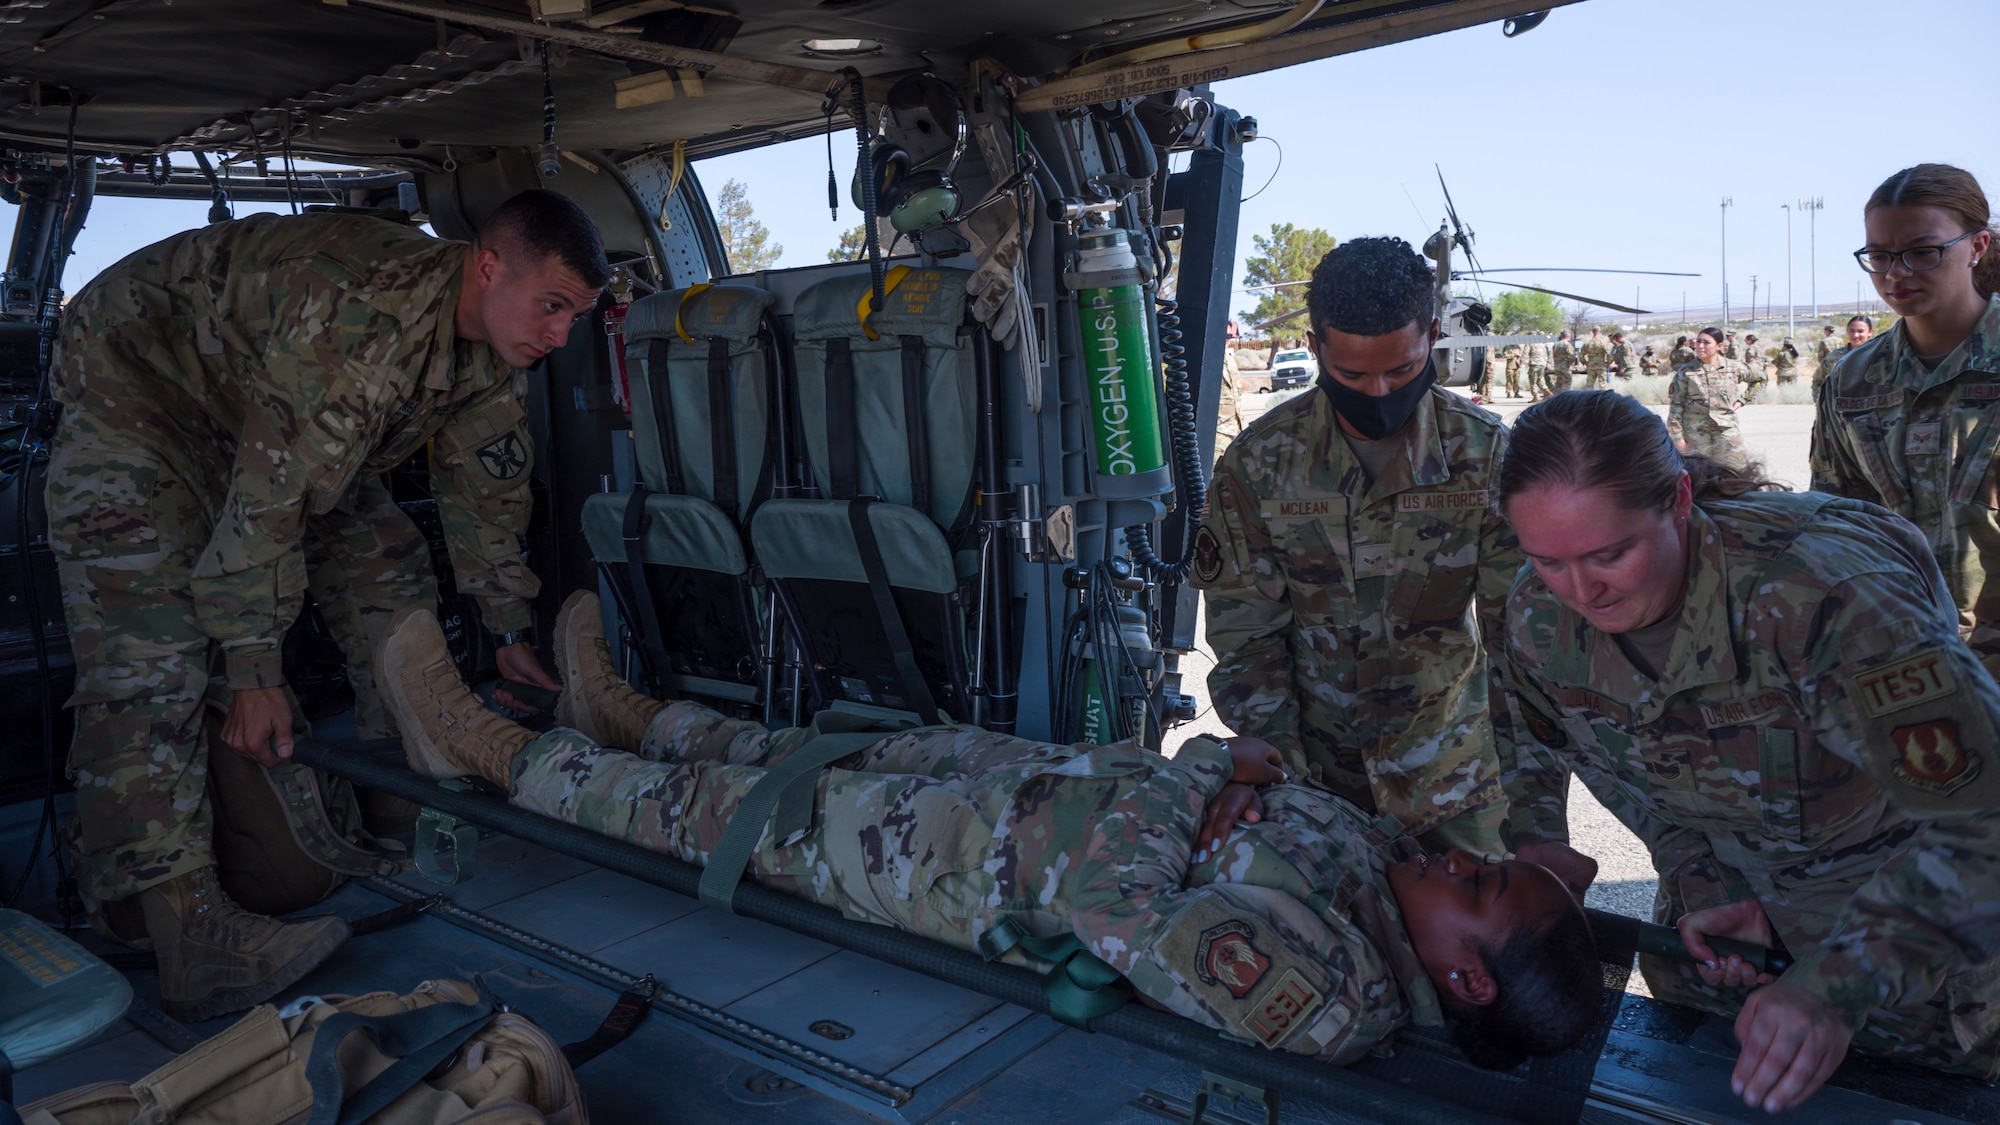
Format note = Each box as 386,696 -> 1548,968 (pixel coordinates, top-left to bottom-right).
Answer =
963,179 -> 1034,354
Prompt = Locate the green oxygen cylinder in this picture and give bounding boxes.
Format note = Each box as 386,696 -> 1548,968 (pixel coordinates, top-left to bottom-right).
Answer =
1070,228 -> 1172,499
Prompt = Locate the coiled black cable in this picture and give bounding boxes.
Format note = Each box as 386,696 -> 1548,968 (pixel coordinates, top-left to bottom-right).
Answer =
1123,291 -> 1207,583
844,68 -> 885,308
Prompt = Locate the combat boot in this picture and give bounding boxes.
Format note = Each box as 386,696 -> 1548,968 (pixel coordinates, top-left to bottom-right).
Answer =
138,865 -> 347,1021
377,606 -> 536,786
554,590 -> 667,751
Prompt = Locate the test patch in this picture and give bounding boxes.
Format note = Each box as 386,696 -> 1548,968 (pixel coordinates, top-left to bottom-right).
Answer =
1245,969 -> 1325,1049
1855,650 -> 1956,717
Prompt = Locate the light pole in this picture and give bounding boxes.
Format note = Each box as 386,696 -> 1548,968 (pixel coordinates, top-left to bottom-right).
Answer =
1782,203 -> 1794,341
1800,196 -> 1823,320
1721,196 -> 1733,326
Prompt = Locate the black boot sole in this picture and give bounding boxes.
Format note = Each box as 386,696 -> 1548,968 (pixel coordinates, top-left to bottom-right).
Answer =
158,916 -> 352,1023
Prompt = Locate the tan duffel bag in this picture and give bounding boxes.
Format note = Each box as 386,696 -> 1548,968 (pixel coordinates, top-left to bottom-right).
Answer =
18,979 -> 584,1125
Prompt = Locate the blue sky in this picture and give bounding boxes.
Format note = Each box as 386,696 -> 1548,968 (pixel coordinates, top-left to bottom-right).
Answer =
62,0 -> 1999,328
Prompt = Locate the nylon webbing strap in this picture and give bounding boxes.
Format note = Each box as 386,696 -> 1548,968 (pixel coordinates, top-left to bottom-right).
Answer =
561,974 -> 658,1068
977,914 -> 1133,1029
647,338 -> 686,495
695,730 -> 886,913
899,335 -> 930,516
620,487 -> 671,688
305,991 -> 496,1125
825,336 -> 857,499
707,335 -> 738,518
847,498 -> 941,724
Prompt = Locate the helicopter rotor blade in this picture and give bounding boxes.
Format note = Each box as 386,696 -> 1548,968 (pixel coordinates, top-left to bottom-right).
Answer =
1251,305 -> 1311,332
1243,279 -> 1311,291
1472,278 -> 1651,316
1458,267 -> 1702,277
1436,164 -> 1483,276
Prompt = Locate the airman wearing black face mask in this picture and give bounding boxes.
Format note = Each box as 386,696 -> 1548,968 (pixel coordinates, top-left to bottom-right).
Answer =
1190,237 -> 1525,858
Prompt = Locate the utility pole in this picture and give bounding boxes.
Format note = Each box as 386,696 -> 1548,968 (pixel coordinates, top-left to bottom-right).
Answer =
1800,196 -> 1823,320
1721,196 -> 1733,327
1751,275 -> 1758,326
1782,203 -> 1794,341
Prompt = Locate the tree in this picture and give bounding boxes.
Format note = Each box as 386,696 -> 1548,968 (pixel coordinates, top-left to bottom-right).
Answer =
1567,303 -> 1593,338
1490,289 -> 1565,335
826,223 -> 868,262
1238,223 -> 1337,336
716,178 -> 783,272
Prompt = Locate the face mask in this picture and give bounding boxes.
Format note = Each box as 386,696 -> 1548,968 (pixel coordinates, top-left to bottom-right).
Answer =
1318,355 -> 1438,440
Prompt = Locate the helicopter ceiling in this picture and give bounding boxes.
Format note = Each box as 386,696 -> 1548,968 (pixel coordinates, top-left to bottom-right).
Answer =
0,0 -> 1577,168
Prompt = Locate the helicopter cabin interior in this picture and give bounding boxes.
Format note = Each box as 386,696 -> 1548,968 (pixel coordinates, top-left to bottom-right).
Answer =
0,2 -> 1996,1123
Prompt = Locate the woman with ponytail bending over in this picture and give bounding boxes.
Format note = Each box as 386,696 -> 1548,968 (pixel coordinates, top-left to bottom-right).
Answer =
1811,163 -> 2000,677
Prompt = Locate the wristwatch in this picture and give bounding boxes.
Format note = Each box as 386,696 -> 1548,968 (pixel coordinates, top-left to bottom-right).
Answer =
493,627 -> 536,649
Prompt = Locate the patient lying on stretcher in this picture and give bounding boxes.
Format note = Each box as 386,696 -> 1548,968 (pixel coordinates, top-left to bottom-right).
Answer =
376,591 -> 1600,1069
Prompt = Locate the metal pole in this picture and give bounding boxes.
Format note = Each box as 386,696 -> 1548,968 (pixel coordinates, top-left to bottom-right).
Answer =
1801,196 -> 1823,320
1751,275 -> 1758,327
1783,203 -> 1794,341
1721,196 -> 1733,327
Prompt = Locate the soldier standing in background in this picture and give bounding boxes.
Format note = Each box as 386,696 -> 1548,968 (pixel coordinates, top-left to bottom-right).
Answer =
1670,334 -> 1697,369
1193,237 -> 1523,855
1214,319 -> 1246,462
42,190 -> 604,1019
1551,330 -> 1579,392
1578,326 -> 1611,389
1526,338 -> 1553,400
1773,339 -> 1799,385
1606,330 -> 1637,382
1497,391 -> 2000,1112
1723,330 -> 1740,359
1815,323 -> 1841,370
1741,333 -> 1768,402
1639,344 -> 1661,377
1667,326 -> 1750,467
1503,343 -> 1525,399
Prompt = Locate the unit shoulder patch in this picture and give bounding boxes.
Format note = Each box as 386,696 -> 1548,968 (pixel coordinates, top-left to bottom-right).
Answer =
1890,718 -> 1980,796
1519,699 -> 1569,748
1194,920 -> 1270,999
1855,650 -> 1956,718
1192,525 -> 1224,584
476,432 -> 528,480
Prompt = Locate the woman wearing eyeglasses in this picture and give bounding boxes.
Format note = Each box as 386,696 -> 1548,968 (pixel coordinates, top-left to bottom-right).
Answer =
1810,163 -> 2000,677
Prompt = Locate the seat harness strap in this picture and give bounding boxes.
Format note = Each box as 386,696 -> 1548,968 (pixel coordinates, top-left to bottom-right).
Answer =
847,497 -> 941,724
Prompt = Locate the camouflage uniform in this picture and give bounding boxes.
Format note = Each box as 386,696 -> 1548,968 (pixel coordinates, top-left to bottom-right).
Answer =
1607,340 -> 1638,381
1723,337 -> 1740,360
1815,330 -> 1840,371
1666,358 -> 1750,469
1811,296 -> 2000,679
1578,334 -> 1611,390
1214,345 -> 1245,463
1525,342 -> 1552,400
45,212 -> 539,901
1773,346 -> 1798,384
509,703 -> 1445,1063
1670,344 -> 1697,370
1813,344 -> 1848,395
1190,387 -> 1519,855
1499,492 -> 2000,1078
1551,338 -> 1580,392
1502,345 -> 1524,399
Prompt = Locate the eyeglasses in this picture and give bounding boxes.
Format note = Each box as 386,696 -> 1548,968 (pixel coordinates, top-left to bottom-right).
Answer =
1853,230 -> 1976,274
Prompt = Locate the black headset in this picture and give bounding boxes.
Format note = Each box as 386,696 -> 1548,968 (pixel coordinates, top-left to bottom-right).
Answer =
852,74 -> 966,234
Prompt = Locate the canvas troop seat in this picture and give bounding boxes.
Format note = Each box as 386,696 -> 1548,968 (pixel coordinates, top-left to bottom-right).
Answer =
753,265 -> 978,723
582,283 -> 778,710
